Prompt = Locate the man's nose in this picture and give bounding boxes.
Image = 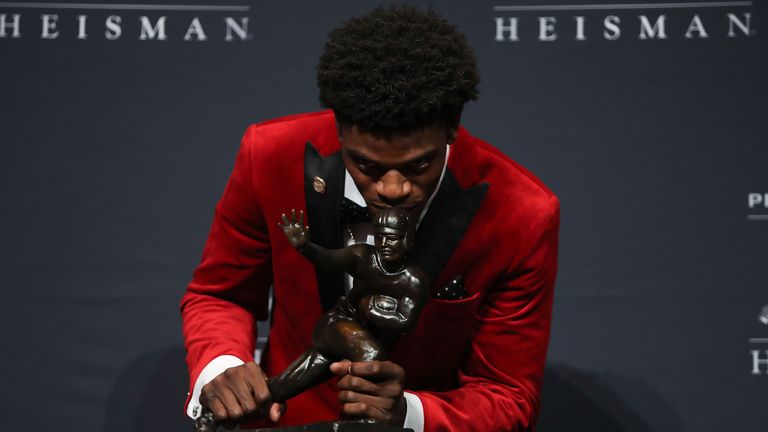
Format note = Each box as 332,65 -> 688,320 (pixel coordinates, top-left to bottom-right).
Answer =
376,169 -> 412,204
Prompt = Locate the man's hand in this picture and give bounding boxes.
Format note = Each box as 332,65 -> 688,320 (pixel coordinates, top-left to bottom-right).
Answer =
200,362 -> 285,424
278,209 -> 310,250
330,360 -> 407,426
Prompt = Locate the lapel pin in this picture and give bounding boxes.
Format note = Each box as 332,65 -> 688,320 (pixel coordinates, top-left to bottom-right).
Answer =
312,176 -> 326,194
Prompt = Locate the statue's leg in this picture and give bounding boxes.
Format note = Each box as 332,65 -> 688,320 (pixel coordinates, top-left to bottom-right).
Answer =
268,301 -> 389,403
267,304 -> 354,402
267,348 -> 332,403
314,319 -> 387,362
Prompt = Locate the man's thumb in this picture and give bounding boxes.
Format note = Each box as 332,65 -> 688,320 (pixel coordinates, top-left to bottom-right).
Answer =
269,402 -> 286,422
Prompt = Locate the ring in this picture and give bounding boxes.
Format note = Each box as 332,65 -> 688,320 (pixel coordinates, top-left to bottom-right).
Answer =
347,365 -> 352,375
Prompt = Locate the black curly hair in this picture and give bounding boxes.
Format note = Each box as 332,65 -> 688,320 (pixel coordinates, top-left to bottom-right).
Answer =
317,5 -> 480,136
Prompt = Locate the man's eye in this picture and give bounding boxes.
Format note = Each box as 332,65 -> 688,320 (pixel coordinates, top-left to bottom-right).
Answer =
412,158 -> 431,170
356,158 -> 374,170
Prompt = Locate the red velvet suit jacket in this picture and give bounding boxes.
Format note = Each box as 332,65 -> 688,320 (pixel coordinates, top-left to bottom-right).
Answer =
181,110 -> 559,431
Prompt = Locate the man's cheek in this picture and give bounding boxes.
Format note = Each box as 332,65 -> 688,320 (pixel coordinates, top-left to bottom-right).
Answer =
362,185 -> 378,200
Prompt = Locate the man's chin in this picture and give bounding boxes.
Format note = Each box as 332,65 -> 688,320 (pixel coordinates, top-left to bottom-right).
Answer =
367,203 -> 424,220
404,205 -> 425,223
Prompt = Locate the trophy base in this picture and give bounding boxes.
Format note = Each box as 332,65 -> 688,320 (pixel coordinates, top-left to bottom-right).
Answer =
241,420 -> 413,432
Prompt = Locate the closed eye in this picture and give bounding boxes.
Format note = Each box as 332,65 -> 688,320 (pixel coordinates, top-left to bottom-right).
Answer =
413,157 -> 432,170
404,156 -> 433,175
354,156 -> 376,171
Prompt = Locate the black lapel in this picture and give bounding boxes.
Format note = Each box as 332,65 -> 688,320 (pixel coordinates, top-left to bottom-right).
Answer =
412,171 -> 489,287
304,142 -> 346,312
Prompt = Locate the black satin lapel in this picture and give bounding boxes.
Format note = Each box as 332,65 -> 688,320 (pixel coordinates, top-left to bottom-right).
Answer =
304,142 -> 345,311
412,171 -> 489,287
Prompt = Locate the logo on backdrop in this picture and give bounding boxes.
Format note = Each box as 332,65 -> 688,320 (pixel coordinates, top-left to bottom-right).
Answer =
759,306 -> 768,325
0,2 -> 251,42
493,1 -> 756,42
750,305 -> 768,375
748,193 -> 768,221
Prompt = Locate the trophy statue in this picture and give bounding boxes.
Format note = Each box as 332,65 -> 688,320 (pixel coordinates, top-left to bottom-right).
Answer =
195,207 -> 429,431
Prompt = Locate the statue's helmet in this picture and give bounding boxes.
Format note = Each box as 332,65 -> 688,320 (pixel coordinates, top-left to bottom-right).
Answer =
373,207 -> 415,252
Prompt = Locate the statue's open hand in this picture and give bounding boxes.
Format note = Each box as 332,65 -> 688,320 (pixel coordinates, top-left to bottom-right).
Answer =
330,360 -> 407,427
278,209 -> 310,250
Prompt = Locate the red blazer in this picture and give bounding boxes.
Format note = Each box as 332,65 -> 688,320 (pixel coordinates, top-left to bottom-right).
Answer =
181,110 -> 559,431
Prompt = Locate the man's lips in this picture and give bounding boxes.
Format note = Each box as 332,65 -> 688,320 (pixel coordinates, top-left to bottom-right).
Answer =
368,202 -> 420,211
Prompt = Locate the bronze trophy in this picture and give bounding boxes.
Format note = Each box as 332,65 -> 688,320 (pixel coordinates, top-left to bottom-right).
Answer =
195,207 -> 428,431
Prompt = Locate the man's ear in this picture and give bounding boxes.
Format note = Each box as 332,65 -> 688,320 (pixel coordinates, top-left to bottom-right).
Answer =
447,128 -> 458,144
447,114 -> 461,144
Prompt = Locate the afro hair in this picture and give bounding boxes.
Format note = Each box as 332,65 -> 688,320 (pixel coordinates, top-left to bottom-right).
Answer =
317,5 -> 480,136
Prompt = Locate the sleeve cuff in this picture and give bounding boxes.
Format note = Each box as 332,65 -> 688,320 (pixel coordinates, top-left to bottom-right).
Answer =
186,355 -> 246,419
403,391 -> 425,432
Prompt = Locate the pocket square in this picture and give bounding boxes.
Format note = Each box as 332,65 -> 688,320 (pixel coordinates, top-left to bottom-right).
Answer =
433,275 -> 468,300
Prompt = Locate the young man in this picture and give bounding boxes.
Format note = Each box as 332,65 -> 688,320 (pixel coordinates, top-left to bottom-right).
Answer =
181,6 -> 559,431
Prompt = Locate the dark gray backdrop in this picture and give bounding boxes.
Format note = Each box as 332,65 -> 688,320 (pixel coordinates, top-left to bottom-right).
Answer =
1,1 -> 765,431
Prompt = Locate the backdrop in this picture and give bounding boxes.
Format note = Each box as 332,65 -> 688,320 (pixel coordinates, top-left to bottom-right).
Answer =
1,1 -> 766,431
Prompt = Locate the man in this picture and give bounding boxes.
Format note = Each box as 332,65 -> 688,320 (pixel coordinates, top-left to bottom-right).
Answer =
181,5 -> 559,431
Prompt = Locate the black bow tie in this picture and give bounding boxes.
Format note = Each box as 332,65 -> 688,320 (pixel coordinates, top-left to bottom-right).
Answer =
341,198 -> 370,225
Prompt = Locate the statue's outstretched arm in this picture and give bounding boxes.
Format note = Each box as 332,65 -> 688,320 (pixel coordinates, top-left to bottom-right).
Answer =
278,209 -> 358,272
